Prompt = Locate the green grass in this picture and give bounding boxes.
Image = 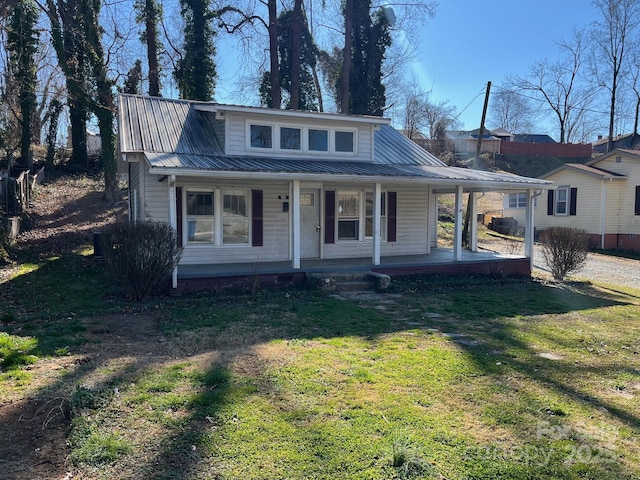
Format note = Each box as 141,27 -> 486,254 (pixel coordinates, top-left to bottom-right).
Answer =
2,247 -> 640,479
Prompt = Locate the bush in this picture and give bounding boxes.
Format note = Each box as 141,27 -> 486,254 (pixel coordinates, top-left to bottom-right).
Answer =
540,227 -> 589,281
102,221 -> 183,301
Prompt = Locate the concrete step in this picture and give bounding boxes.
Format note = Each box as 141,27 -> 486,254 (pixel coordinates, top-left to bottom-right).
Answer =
309,271 -> 390,292
336,280 -> 374,292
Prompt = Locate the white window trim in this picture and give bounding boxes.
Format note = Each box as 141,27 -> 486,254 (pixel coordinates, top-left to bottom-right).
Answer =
183,186 -> 251,247
246,122 -> 275,152
185,188 -> 216,246
245,120 -> 358,155
365,191 -> 387,240
555,185 -> 569,216
335,190 -> 387,242
508,192 -> 527,209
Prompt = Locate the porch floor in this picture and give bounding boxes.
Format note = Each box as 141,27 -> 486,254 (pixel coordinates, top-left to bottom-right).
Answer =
177,247 -> 528,279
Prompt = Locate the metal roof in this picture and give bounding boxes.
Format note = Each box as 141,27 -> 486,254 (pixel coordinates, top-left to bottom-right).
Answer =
119,94 -> 551,189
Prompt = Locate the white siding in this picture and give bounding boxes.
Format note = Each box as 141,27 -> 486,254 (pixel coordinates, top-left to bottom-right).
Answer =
535,170 -> 603,235
322,185 -> 430,259
592,155 -> 640,234
225,112 -> 372,161
178,179 -> 291,265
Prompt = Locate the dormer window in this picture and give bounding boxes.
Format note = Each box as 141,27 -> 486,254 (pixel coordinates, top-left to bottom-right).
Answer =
335,131 -> 354,152
308,129 -> 329,152
250,124 -> 272,148
280,127 -> 301,150
246,121 -> 357,155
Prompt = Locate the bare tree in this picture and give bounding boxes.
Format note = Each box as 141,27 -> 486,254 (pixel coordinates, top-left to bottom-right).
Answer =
510,29 -> 597,143
489,85 -> 537,134
591,0 -> 640,151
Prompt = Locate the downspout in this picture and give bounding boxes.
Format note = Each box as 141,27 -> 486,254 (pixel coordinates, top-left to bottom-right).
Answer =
600,179 -> 608,249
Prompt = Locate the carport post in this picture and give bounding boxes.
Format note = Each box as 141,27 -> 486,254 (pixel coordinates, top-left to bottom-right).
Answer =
453,185 -> 463,261
168,175 -> 178,289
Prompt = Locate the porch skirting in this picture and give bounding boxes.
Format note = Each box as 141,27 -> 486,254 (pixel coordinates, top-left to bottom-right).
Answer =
174,249 -> 531,294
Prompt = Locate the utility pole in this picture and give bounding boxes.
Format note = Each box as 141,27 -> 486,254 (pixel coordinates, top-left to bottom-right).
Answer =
463,81 -> 491,247
472,81 -> 492,169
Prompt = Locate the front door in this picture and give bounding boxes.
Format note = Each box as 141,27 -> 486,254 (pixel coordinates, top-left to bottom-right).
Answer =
300,189 -> 321,258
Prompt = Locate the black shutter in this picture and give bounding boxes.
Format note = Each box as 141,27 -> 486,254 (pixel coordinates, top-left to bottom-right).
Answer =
547,190 -> 554,216
176,187 -> 183,248
569,187 -> 577,216
324,191 -> 335,244
251,189 -> 263,246
635,186 -> 640,215
387,191 -> 397,242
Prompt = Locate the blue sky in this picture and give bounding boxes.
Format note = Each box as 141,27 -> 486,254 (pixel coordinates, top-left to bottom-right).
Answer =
213,1 -> 602,137
412,0 -> 599,132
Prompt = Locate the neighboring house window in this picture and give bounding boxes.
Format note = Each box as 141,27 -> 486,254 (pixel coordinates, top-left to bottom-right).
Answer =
280,127 -> 301,150
365,191 -> 386,238
337,191 -> 359,240
547,187 -> 577,216
186,191 -> 214,243
635,186 -> 640,215
555,186 -> 569,215
308,129 -> 329,151
250,124 -> 272,148
335,131 -> 354,153
508,192 -> 527,208
223,190 -> 249,244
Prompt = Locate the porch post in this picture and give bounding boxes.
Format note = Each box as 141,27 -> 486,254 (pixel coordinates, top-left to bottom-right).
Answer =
427,187 -> 434,254
168,175 -> 178,289
454,185 -> 463,261
292,180 -> 301,269
373,182 -> 382,265
469,192 -> 478,252
525,189 -> 534,268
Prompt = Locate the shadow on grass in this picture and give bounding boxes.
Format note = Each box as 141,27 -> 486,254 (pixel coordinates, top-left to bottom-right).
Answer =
1,258 -> 639,478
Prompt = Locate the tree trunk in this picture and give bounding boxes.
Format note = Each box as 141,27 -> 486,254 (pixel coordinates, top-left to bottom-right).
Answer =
340,0 -> 353,113
146,0 -> 161,96
289,0 -> 303,109
268,0 -> 280,108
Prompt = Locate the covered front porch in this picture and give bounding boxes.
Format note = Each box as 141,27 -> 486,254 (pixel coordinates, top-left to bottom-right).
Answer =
176,247 -> 531,292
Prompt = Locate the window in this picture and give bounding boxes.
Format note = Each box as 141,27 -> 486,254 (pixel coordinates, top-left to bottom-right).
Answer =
365,192 -> 386,238
186,192 -> 214,243
335,131 -> 354,152
280,127 -> 301,150
337,191 -> 359,240
223,190 -> 249,244
508,192 -> 527,208
555,186 -> 568,215
308,129 -> 328,151
250,124 -> 272,148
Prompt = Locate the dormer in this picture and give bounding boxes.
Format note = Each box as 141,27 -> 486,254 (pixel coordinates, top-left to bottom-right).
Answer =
192,103 -> 390,162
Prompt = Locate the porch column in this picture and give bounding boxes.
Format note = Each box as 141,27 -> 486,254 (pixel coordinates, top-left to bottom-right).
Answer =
427,187 -> 433,254
373,182 -> 382,265
453,185 -> 463,261
292,180 -> 301,269
168,175 -> 178,289
524,189 -> 534,268
600,180 -> 607,249
469,192 -> 478,252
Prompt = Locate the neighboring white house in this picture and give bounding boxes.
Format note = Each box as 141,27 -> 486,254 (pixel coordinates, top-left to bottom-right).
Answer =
117,94 -> 552,289
534,149 -> 640,251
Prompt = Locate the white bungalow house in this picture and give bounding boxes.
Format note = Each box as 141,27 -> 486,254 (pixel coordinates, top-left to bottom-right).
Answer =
534,149 -> 640,251
117,94 -> 552,290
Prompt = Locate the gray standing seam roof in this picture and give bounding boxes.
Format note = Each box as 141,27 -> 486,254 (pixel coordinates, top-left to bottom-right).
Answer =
119,94 -> 550,187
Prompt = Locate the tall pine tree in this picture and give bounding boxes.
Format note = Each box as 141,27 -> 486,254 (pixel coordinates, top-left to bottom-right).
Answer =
174,0 -> 217,101
338,0 -> 390,116
134,0 -> 162,96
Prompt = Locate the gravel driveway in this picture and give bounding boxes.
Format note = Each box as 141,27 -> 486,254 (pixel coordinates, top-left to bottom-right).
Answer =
532,246 -> 640,289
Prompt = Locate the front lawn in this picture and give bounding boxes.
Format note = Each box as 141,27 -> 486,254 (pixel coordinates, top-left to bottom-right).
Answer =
1,254 -> 639,479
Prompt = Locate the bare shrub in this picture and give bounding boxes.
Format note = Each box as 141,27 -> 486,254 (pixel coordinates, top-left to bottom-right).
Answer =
540,227 -> 589,281
102,221 -> 183,301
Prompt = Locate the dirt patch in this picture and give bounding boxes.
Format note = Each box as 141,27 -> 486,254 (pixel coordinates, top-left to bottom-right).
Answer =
0,176 -> 139,480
